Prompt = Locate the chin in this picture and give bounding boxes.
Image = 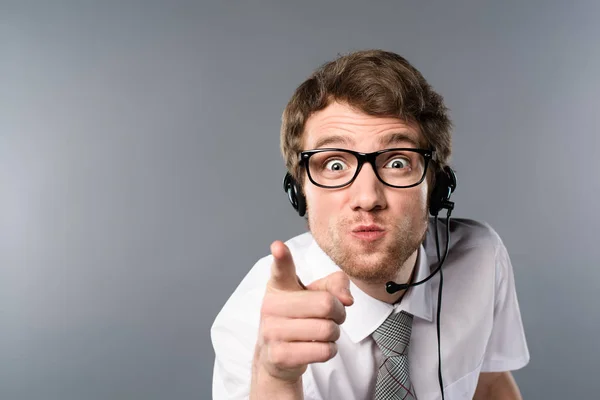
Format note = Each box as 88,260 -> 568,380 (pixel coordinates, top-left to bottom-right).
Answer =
331,247 -> 404,284
342,262 -> 399,285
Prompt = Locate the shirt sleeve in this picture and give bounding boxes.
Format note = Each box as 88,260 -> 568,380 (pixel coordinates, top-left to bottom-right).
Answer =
481,241 -> 531,372
211,258 -> 269,399
211,302 -> 258,399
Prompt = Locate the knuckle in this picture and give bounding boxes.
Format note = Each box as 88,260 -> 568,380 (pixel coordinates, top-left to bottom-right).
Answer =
338,307 -> 347,323
316,320 -> 339,341
260,316 -> 277,342
268,343 -> 292,369
311,342 -> 337,363
329,322 -> 341,341
318,292 -> 336,317
267,343 -> 285,367
320,342 -> 338,361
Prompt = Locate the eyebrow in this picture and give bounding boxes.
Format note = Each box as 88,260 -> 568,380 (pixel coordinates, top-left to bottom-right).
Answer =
379,132 -> 421,148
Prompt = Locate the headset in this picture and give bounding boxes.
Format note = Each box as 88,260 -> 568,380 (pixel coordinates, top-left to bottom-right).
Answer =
283,165 -> 457,400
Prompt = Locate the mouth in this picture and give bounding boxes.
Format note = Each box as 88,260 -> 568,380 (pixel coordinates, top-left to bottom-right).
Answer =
350,225 -> 387,242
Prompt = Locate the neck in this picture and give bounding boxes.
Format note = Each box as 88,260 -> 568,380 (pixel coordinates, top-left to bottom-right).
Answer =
350,248 -> 419,304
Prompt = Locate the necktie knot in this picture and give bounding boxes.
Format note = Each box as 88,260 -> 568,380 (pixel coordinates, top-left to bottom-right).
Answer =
372,311 -> 413,358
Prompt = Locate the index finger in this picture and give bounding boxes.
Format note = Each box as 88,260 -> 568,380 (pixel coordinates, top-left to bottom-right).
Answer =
268,240 -> 304,292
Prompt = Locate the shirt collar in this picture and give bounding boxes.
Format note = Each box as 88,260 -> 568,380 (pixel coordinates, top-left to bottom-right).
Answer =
306,237 -> 433,344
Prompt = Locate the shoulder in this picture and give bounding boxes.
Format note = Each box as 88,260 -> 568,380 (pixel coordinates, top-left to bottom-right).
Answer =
423,217 -> 510,291
425,217 -> 504,257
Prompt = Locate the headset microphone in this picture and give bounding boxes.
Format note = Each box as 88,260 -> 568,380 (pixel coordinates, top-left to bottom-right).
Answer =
384,213 -> 452,293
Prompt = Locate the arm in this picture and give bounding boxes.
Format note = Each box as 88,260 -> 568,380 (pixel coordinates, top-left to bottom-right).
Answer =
474,371 -> 522,400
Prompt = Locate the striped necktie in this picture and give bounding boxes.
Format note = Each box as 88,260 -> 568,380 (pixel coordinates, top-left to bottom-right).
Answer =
372,311 -> 416,399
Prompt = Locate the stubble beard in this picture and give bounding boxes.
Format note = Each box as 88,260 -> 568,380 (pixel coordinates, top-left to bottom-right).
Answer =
310,212 -> 429,285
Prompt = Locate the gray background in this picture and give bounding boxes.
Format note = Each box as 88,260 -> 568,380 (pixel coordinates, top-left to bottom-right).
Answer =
1,1 -> 599,399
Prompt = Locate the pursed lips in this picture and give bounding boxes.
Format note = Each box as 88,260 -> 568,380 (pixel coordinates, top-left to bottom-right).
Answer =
352,224 -> 384,232
350,224 -> 387,241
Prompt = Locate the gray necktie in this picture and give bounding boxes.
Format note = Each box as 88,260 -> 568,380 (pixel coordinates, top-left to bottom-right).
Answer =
372,311 -> 416,400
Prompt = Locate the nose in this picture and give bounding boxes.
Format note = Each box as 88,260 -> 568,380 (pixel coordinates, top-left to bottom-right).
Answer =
348,162 -> 387,212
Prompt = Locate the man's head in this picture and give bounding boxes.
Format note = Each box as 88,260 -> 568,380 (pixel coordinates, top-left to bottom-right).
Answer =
280,50 -> 452,284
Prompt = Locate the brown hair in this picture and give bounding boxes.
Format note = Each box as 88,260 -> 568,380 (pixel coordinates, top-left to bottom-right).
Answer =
280,49 -> 452,185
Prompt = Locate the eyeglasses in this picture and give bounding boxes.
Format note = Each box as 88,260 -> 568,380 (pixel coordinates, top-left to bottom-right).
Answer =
299,148 -> 434,189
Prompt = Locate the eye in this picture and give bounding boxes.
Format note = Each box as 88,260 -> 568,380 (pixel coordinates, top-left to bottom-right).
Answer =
324,159 -> 348,171
384,157 -> 410,169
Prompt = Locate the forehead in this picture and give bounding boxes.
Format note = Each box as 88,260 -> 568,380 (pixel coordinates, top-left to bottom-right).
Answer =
303,101 -> 425,150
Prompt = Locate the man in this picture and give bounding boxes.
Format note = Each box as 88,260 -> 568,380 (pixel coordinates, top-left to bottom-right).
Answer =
211,50 -> 529,399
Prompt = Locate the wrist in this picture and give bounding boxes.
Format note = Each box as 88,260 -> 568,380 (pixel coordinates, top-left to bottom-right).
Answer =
251,355 -> 303,400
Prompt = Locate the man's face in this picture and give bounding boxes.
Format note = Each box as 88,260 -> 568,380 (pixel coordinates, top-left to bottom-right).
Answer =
303,101 -> 430,284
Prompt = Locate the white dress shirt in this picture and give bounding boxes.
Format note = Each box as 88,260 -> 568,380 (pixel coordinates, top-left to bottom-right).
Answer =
211,218 -> 530,399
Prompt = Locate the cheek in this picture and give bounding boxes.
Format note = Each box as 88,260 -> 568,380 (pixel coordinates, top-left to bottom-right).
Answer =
414,184 -> 430,215
418,183 -> 430,209
305,188 -> 343,228
389,185 -> 429,219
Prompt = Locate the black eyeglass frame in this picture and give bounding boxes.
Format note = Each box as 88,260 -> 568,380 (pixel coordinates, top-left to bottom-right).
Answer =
299,147 -> 435,189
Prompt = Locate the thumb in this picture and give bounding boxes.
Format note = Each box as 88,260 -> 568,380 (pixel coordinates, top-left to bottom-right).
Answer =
306,271 -> 354,307
268,240 -> 304,292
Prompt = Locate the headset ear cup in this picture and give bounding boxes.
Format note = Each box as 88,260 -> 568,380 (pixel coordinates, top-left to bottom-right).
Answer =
283,172 -> 307,217
295,184 -> 306,217
283,172 -> 297,210
429,180 -> 442,217
429,166 -> 457,216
